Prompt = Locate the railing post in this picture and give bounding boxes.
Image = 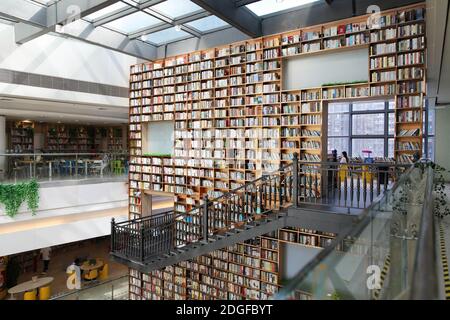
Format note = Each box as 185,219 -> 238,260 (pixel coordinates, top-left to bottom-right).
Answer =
140,224 -> 145,262
110,218 -> 115,253
293,152 -> 299,207
203,195 -> 209,241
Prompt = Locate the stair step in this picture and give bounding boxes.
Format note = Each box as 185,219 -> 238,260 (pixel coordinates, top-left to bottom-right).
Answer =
215,235 -> 225,239
163,254 -> 171,258
199,240 -> 209,245
225,231 -> 235,236
170,251 -> 178,256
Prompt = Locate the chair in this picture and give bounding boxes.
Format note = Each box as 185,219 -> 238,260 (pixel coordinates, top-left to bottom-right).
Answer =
339,164 -> 348,182
38,286 -> 51,300
112,160 -> 125,175
84,269 -> 98,281
23,291 -> 37,300
98,263 -> 109,281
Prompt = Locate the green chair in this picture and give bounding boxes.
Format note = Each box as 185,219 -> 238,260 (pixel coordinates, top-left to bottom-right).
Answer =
112,160 -> 125,175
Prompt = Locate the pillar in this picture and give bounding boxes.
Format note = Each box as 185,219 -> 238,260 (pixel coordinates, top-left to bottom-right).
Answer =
0,116 -> 6,179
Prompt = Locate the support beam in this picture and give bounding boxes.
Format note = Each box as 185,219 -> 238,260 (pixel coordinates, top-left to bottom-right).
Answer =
235,0 -> 261,7
129,11 -> 211,40
191,0 -> 261,38
1,0 -> 47,26
59,19 -> 157,60
14,0 -> 121,44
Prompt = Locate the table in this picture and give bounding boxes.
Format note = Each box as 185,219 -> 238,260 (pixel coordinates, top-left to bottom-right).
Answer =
80,260 -> 104,272
8,277 -> 54,299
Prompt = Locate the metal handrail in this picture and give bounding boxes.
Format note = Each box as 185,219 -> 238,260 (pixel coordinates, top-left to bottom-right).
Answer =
50,274 -> 128,300
410,164 -> 438,299
111,156 -> 414,264
273,161 -> 419,299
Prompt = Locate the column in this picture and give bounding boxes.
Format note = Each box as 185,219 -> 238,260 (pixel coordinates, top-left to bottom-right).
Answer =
0,116 -> 6,180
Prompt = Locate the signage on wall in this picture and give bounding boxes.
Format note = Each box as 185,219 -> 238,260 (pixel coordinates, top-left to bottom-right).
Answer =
66,264 -> 82,290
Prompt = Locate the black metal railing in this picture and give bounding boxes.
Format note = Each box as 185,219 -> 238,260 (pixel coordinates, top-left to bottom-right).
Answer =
111,154 -> 412,264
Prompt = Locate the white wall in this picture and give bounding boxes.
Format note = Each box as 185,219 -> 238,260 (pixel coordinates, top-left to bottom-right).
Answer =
435,107 -> 450,181
145,121 -> 174,155
0,22 -> 138,88
282,48 -> 369,89
0,181 -> 128,224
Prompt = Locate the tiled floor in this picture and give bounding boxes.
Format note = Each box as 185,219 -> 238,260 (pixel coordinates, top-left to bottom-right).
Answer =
11,237 -> 128,300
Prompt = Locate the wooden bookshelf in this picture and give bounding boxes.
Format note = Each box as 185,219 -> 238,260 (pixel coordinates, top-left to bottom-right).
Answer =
10,121 -> 34,153
127,3 -> 427,300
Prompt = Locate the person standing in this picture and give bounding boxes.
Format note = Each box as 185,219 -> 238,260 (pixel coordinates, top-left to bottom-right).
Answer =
40,247 -> 52,274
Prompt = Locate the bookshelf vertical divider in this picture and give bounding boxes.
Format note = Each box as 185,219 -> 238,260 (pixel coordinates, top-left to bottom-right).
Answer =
127,3 -> 427,300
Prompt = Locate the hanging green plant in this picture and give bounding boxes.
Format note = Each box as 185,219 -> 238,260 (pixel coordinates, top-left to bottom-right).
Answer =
0,180 -> 40,218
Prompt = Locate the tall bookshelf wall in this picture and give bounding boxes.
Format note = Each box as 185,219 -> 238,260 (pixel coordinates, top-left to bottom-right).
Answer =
127,3 -> 426,300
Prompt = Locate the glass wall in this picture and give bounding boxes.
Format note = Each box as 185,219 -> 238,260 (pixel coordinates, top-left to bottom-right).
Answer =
328,100 -> 395,158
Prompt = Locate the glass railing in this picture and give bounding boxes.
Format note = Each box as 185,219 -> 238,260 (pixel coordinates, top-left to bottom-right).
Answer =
50,275 -> 129,300
274,160 -> 438,300
0,152 -> 129,183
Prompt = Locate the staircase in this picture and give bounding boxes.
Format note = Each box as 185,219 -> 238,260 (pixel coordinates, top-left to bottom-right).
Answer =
110,155 -> 408,273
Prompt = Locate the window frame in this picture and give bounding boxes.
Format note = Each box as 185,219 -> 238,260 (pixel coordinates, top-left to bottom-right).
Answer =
328,100 -> 395,158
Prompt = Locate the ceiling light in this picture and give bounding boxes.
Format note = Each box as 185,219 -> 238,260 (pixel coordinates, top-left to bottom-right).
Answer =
175,25 -> 181,31
276,0 -> 284,2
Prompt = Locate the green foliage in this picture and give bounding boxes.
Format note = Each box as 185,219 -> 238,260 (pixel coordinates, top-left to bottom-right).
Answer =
331,291 -> 341,300
143,153 -> 172,157
321,80 -> 368,87
0,180 -> 40,218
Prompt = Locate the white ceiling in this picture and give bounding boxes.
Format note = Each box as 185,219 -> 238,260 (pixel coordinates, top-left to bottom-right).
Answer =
0,96 -> 128,124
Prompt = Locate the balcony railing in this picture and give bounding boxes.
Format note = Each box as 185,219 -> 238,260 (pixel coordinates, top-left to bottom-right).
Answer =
274,159 -> 440,300
111,155 -> 412,265
0,152 -> 128,183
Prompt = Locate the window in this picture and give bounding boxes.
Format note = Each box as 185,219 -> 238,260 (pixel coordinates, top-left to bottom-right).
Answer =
352,139 -> 385,157
352,114 -> 385,135
151,0 -> 202,19
327,100 -> 394,158
246,0 -> 320,17
186,16 -> 229,32
84,2 -> 129,21
143,27 -> 191,45
352,101 -> 384,111
103,11 -> 161,34
328,103 -> 349,153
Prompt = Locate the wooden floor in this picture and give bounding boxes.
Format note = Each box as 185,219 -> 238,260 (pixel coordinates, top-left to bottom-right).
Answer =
12,237 -> 128,300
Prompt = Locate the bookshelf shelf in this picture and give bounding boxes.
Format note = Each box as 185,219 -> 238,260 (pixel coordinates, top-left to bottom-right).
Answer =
128,2 -> 426,300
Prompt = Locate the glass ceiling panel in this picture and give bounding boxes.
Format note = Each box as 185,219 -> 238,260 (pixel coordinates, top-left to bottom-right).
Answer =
186,16 -> 229,32
246,0 -> 320,17
84,2 -> 129,22
151,0 -> 202,19
143,27 -> 191,45
31,0 -> 58,5
103,11 -> 162,34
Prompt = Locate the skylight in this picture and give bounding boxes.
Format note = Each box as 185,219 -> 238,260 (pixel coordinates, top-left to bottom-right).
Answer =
150,0 -> 202,19
186,16 -> 229,32
142,27 -> 191,45
246,0 -> 320,17
103,11 -> 161,34
84,2 -> 129,22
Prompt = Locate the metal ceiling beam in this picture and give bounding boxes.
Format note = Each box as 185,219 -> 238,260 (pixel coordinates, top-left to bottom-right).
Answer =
0,0 -> 47,27
93,0 -> 165,27
191,0 -> 261,38
58,18 -> 157,60
14,0 -> 121,44
235,0 -> 261,7
128,10 -> 211,40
